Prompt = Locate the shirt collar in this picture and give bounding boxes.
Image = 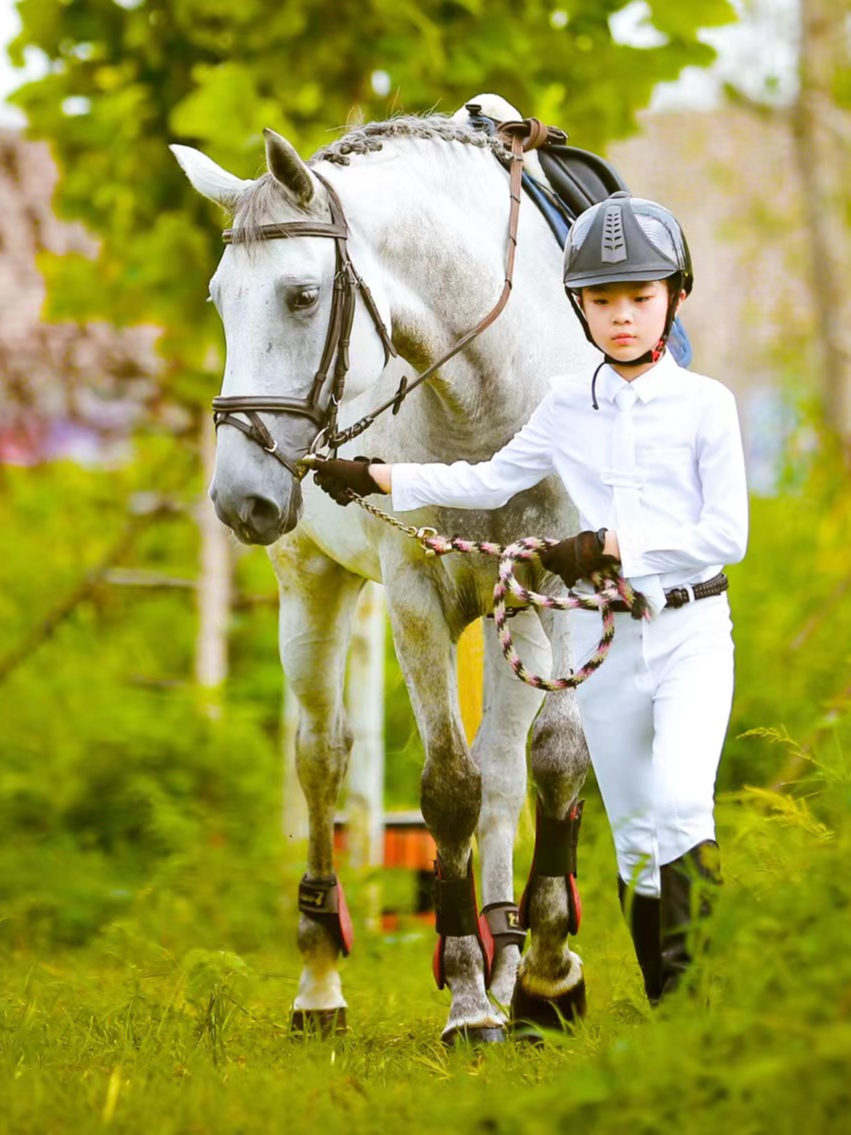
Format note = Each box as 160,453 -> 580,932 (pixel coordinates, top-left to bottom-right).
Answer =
598,349 -> 681,405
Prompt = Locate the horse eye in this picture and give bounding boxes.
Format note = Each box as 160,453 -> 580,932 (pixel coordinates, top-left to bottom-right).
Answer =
291,288 -> 319,310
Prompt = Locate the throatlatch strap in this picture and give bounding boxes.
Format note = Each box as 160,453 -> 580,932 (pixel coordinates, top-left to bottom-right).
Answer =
298,874 -> 354,957
432,854 -> 494,990
519,798 -> 584,936
481,902 -> 527,951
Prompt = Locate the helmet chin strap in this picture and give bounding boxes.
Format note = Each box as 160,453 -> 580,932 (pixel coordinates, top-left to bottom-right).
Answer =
569,283 -> 681,409
604,338 -> 665,368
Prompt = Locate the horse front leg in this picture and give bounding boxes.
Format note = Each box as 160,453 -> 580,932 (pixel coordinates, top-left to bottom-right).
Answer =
385,567 -> 503,1045
271,543 -> 365,1037
513,613 -> 590,1035
475,610 -> 548,1014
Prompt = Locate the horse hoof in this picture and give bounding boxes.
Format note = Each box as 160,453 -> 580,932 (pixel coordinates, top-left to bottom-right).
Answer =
289,1007 -> 348,1039
511,978 -> 587,1036
441,1025 -> 506,1048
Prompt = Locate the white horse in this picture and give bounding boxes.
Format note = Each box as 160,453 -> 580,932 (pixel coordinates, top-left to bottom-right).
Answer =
172,95 -> 598,1044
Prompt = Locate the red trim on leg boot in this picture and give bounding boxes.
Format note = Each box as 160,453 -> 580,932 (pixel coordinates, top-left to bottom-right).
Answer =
336,877 -> 353,957
567,873 -> 582,936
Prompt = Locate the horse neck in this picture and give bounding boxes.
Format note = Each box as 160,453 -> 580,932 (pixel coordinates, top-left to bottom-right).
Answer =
317,140 -> 586,448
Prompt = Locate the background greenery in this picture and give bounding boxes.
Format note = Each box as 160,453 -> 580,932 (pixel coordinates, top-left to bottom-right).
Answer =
4,0 -> 851,1130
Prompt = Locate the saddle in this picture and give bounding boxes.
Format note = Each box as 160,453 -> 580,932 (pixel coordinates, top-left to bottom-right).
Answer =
465,105 -> 692,368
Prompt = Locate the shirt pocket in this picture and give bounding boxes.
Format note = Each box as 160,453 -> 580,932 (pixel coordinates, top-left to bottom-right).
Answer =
637,444 -> 695,484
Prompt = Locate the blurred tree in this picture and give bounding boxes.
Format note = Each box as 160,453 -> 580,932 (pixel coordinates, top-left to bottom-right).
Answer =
8,0 -> 735,378
792,0 -> 851,449
723,0 -> 851,448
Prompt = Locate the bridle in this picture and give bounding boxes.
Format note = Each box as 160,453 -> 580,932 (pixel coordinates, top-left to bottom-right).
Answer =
211,119 -> 561,479
211,172 -> 396,479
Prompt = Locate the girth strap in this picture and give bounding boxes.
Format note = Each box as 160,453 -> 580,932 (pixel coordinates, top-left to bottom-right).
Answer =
298,874 -> 354,957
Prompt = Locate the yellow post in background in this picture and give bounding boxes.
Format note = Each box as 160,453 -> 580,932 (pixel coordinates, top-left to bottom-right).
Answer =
457,618 -> 485,744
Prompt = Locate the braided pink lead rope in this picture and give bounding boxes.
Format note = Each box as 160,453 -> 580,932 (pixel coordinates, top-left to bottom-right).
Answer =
419,532 -> 648,692
325,481 -> 651,693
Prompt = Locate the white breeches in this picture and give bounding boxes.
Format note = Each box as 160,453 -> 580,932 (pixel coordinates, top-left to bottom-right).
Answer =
569,594 -> 734,898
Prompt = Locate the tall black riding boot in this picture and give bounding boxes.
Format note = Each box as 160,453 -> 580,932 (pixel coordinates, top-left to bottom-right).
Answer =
659,840 -> 721,998
618,877 -> 663,1006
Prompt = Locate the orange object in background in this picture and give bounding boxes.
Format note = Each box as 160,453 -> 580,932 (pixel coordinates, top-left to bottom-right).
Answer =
334,811 -> 437,929
334,810 -> 436,869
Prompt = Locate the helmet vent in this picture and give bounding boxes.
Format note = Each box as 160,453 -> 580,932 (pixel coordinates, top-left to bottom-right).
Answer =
601,205 -> 627,263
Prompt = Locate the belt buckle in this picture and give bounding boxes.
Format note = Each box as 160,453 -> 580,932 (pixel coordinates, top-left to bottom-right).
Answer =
666,587 -> 689,609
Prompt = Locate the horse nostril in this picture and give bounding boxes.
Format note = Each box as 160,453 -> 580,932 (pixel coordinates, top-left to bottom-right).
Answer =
240,495 -> 283,534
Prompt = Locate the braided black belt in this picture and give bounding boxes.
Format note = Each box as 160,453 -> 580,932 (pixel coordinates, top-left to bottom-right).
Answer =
605,572 -> 728,614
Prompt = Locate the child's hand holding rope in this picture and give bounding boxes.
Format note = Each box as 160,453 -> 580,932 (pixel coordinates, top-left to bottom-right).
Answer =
537,530 -> 621,588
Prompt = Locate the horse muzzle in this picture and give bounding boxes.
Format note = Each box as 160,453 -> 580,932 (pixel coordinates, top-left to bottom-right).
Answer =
210,479 -> 303,545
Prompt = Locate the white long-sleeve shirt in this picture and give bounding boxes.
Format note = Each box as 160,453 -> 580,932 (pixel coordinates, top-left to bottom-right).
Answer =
391,351 -> 748,597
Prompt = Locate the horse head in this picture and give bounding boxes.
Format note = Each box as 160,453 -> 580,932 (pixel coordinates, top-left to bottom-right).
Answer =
171,130 -> 389,545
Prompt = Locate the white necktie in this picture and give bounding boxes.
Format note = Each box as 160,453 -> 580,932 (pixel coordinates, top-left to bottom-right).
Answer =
605,384 -> 666,618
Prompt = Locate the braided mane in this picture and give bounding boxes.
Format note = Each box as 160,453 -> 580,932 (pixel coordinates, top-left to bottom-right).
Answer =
232,113 -> 506,237
309,112 -> 505,166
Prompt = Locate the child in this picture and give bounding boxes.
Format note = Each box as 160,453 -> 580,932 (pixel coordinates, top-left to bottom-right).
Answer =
314,192 -> 748,1003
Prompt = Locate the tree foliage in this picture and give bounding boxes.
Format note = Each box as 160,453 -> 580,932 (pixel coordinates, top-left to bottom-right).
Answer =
9,0 -> 735,394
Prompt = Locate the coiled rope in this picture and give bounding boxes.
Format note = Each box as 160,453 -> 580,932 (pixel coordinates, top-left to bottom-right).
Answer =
342,490 -> 649,693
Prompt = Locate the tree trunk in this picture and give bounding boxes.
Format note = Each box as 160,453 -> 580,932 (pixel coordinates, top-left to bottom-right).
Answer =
194,419 -> 233,706
345,582 -> 386,871
793,0 -> 851,445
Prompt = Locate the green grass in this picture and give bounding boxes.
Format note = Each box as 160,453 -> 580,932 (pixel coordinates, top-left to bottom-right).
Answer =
4,765 -> 851,1135
5,441 -> 851,1131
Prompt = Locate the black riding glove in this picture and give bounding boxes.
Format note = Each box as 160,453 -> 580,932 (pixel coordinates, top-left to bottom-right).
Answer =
313,456 -> 384,506
538,529 -> 619,588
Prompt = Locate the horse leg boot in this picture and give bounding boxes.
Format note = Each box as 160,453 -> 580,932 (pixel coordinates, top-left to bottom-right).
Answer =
384,570 -> 504,1045
476,612 -> 549,1016
617,878 -> 663,1006
512,623 -> 590,1034
659,840 -> 722,999
271,546 -> 365,1037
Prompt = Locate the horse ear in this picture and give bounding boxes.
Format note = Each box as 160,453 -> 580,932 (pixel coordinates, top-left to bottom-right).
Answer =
263,128 -> 316,205
170,144 -> 252,210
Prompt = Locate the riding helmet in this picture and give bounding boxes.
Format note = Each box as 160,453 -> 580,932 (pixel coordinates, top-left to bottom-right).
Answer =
563,192 -> 693,366
563,192 -> 693,294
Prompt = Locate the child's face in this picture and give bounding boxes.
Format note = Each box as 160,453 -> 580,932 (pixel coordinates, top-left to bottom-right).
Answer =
577,279 -> 684,362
